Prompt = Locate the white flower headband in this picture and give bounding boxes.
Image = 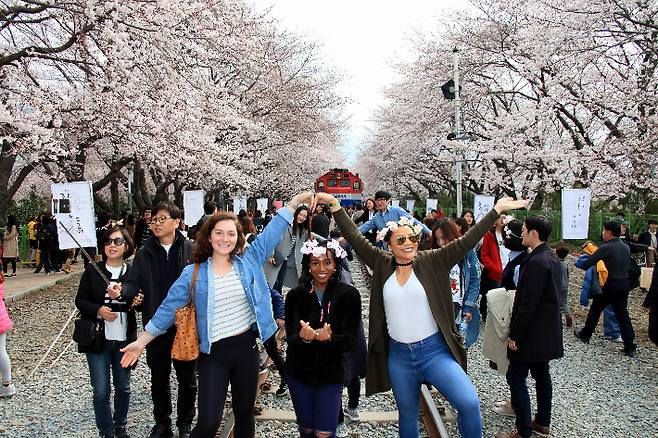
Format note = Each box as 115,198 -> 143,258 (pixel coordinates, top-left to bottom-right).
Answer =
300,239 -> 347,259
377,217 -> 424,242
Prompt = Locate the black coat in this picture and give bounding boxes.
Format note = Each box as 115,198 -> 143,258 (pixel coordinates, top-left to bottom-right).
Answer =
285,280 -> 361,386
74,262 -> 138,353
121,230 -> 193,325
508,243 -> 564,363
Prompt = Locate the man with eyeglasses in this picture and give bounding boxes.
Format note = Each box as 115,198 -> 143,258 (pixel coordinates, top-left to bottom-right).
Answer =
357,190 -> 430,240
112,202 -> 196,438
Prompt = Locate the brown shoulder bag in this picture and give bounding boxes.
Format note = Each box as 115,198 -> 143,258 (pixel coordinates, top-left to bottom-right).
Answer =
171,263 -> 200,361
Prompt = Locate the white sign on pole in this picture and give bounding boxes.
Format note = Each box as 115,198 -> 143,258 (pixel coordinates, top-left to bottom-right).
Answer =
256,198 -> 269,213
473,195 -> 495,222
183,190 -> 204,226
426,198 -> 438,213
50,181 -> 97,250
233,196 -> 248,214
406,199 -> 415,213
391,199 -> 400,208
561,189 -> 591,239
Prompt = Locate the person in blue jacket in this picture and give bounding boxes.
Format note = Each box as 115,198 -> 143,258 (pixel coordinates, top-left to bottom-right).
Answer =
119,192 -> 314,438
429,218 -> 481,348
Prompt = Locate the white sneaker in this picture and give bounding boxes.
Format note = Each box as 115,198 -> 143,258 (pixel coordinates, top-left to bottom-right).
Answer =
345,407 -> 360,422
335,422 -> 348,437
0,383 -> 16,397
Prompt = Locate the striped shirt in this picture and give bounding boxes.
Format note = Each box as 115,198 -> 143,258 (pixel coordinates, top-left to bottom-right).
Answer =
211,269 -> 256,343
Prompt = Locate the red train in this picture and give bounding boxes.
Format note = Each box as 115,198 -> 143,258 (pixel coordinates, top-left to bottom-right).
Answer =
315,168 -> 364,206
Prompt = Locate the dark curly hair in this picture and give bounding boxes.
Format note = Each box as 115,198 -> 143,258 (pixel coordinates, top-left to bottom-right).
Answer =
192,212 -> 246,262
297,240 -> 344,291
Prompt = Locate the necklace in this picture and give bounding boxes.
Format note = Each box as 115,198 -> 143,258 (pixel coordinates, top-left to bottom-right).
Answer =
394,260 -> 413,266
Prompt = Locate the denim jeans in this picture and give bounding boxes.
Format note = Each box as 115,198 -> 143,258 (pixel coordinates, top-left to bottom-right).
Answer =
288,376 -> 343,437
86,340 -> 131,436
388,332 -> 482,438
506,360 -> 552,438
603,306 -> 620,337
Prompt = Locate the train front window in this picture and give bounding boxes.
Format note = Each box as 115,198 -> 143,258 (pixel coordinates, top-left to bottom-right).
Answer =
328,179 -> 337,187
340,179 -> 350,187
353,181 -> 361,190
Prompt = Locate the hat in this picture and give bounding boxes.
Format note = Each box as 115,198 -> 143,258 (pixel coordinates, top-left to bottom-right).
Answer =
503,219 -> 526,251
610,217 -> 629,226
374,190 -> 392,200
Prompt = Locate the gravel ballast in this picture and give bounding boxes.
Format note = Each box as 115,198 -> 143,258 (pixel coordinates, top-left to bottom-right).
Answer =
0,257 -> 656,437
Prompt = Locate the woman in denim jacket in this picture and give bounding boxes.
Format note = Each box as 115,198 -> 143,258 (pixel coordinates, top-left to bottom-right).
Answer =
430,219 -> 481,348
120,192 -> 314,438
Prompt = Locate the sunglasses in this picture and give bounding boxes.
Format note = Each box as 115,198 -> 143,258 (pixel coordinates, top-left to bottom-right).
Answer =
103,237 -> 126,247
394,234 -> 420,245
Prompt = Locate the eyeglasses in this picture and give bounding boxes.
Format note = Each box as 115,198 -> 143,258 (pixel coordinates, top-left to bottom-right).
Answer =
394,234 -> 420,245
375,198 -> 389,202
103,237 -> 126,247
150,216 -> 173,225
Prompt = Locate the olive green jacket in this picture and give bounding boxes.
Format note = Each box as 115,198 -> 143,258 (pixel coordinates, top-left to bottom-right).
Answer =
334,208 -> 500,395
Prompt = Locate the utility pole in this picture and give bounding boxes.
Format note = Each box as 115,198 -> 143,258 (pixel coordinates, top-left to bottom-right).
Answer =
453,47 -> 463,216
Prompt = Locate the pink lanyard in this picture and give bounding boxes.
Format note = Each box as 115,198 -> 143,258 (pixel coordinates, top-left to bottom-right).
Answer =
310,288 -> 331,323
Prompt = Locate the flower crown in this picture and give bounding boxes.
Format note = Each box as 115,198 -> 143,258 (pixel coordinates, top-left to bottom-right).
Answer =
300,239 -> 347,259
377,216 -> 423,242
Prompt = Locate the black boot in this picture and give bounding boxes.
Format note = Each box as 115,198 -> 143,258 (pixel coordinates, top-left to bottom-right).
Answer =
148,424 -> 174,438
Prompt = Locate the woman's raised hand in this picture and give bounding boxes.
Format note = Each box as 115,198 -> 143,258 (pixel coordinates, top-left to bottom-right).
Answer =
493,197 -> 529,214
287,192 -> 315,213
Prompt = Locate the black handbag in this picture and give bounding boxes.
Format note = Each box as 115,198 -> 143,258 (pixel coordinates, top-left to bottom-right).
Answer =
73,317 -> 103,352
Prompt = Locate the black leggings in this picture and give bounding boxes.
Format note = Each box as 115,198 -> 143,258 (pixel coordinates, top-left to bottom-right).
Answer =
337,376 -> 361,424
2,258 -> 16,274
191,330 -> 259,438
264,333 -> 286,383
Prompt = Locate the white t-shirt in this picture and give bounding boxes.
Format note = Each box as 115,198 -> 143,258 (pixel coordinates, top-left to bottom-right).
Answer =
161,243 -> 172,254
104,263 -> 128,341
496,230 -> 510,270
383,271 -> 439,343
449,264 -> 462,305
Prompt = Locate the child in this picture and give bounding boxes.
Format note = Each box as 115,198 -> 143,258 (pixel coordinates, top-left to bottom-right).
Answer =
556,247 -> 573,327
0,277 -> 15,397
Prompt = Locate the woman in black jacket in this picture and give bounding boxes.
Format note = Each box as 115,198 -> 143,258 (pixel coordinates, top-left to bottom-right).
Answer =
75,226 -> 141,438
285,239 -> 361,438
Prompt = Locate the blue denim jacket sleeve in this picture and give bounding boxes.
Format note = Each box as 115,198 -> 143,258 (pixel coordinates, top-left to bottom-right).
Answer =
245,207 -> 293,266
580,267 -> 595,306
144,264 -> 194,337
462,249 -> 481,312
358,219 -> 377,234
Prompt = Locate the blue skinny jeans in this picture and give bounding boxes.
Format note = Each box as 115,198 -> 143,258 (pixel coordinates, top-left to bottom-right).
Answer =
86,340 -> 131,437
388,332 -> 482,438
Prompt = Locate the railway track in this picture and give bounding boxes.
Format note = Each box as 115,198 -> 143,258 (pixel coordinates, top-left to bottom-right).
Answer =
217,258 -> 454,438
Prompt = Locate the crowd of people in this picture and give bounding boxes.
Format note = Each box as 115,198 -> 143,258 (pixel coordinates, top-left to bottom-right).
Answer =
0,191 -> 656,438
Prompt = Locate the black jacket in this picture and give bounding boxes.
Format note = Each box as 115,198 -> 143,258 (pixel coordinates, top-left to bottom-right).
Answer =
121,230 -> 193,325
75,262 -> 138,353
508,243 -> 564,363
285,281 -> 361,385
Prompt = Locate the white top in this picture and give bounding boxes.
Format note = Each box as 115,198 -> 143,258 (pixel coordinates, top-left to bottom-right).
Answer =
449,264 -> 462,305
383,271 -> 439,343
104,263 -> 128,341
161,243 -> 172,254
650,231 -> 657,248
211,269 -> 256,343
496,230 -> 510,269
